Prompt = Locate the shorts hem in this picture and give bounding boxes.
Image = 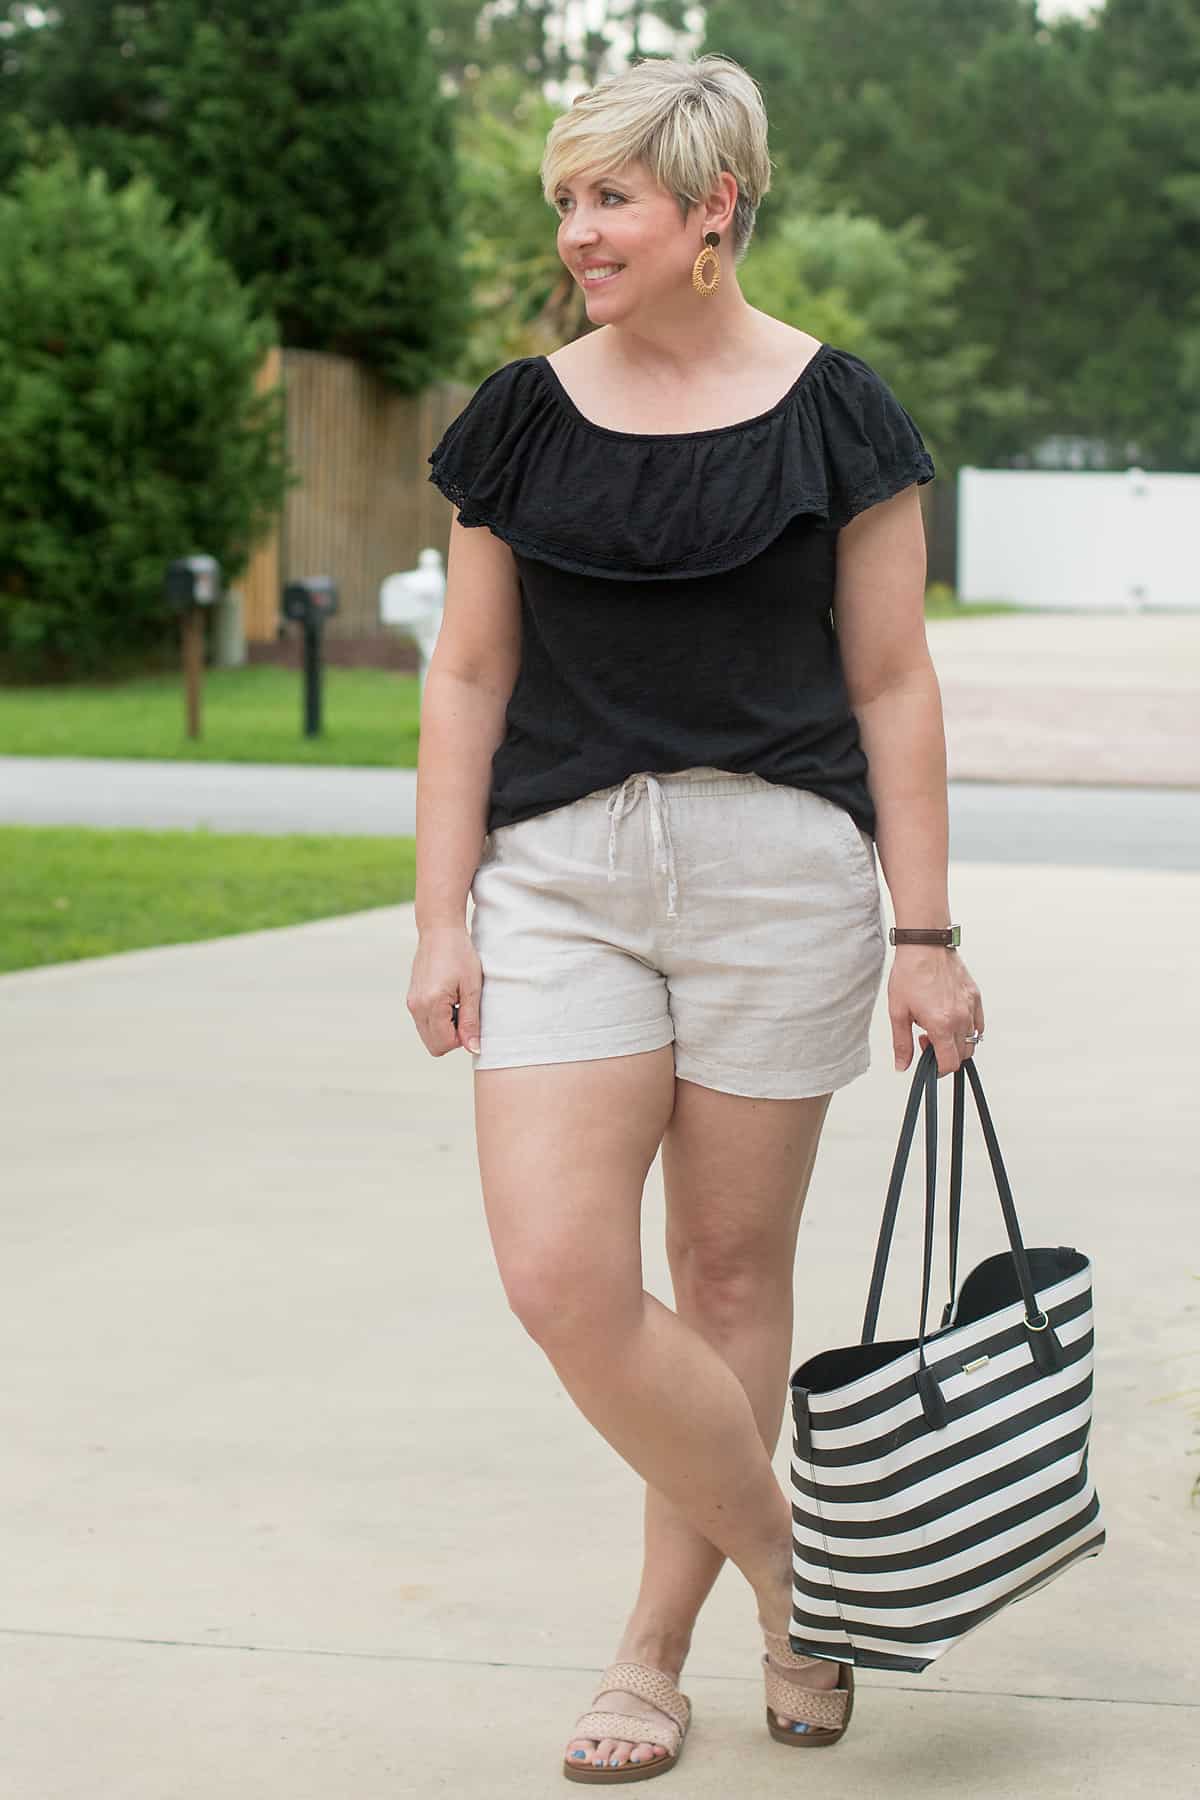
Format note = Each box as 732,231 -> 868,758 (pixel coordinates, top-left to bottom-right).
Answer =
672,1045 -> 872,1100
472,1022 -> 675,1071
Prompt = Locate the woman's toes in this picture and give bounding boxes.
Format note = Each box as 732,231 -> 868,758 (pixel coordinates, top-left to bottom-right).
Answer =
566,1738 -> 595,1763
592,1738 -> 617,1767
607,1741 -> 635,1767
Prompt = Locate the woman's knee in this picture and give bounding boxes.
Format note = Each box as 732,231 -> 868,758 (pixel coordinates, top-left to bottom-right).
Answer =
501,1252 -> 642,1350
668,1237 -> 793,1332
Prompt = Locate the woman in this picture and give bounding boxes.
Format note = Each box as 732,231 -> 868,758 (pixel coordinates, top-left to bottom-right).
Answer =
408,52 -> 983,1784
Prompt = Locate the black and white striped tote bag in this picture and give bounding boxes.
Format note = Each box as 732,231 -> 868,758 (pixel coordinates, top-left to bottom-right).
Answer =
788,1045 -> 1105,1672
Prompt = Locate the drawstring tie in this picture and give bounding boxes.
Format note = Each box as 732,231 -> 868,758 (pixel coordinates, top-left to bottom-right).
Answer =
605,773 -> 679,920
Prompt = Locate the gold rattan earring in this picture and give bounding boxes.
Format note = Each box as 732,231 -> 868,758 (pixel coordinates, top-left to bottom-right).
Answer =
692,231 -> 721,297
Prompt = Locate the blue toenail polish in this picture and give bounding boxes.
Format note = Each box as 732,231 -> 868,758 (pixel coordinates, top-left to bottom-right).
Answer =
571,1750 -> 585,1759
792,1721 -> 810,1733
609,1758 -> 620,1767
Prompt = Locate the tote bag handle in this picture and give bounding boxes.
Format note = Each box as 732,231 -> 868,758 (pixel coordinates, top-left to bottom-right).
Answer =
861,1046 -> 1064,1387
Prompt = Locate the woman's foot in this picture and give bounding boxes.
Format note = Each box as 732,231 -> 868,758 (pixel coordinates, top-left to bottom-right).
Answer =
764,1637 -> 840,1732
758,1578 -> 839,1733
564,1632 -> 691,1772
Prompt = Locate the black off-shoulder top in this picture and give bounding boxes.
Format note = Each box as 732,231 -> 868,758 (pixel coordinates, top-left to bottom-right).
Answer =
426,344 -> 935,837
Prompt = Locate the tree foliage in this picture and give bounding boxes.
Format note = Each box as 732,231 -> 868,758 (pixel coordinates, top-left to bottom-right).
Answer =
0,1 -> 470,390
0,153 -> 290,677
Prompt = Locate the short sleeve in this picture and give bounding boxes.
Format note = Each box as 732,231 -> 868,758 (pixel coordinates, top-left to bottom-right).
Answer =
817,351 -> 935,530
426,361 -> 539,529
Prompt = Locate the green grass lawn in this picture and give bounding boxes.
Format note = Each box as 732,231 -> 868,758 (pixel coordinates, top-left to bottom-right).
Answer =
0,665 -> 420,765
0,826 -> 417,974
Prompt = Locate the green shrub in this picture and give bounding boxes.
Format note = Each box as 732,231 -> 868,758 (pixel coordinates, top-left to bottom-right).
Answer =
0,152 -> 291,677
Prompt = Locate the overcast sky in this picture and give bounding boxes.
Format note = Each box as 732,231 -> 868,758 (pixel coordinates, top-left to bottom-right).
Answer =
1038,0 -> 1102,17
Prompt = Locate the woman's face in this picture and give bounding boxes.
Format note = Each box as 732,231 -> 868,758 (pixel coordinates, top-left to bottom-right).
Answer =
554,160 -> 695,312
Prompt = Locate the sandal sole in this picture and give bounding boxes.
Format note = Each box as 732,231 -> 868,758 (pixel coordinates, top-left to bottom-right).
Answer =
563,1748 -> 680,1782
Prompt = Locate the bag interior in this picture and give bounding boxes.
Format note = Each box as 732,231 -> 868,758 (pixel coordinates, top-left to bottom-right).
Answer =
793,1246 -> 1086,1396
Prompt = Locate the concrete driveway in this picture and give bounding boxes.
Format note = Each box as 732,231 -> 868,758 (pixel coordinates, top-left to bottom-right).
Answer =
2,851 -> 1198,1797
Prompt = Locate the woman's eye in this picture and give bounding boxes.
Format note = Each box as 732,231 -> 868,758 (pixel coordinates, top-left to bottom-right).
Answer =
555,191 -> 623,211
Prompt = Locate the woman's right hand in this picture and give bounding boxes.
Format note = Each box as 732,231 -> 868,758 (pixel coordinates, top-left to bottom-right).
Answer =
406,926 -> 483,1057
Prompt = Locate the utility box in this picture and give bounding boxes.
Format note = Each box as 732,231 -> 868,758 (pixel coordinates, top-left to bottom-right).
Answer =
380,548 -> 445,702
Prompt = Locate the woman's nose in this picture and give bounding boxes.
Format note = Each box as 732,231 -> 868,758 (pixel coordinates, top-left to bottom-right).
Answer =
560,208 -> 599,242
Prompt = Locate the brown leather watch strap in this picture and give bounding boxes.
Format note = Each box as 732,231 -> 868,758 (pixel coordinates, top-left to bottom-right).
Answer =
889,925 -> 961,948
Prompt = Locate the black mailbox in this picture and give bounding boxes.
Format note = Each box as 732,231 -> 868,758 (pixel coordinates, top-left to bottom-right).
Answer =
165,554 -> 220,611
282,577 -> 338,625
281,575 -> 338,736
164,554 -> 220,739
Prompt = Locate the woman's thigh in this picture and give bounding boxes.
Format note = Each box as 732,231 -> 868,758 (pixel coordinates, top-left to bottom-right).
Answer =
662,1082 -> 831,1279
473,1045 -> 677,1336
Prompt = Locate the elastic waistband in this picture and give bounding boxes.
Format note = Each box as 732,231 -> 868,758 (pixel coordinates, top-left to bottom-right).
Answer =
604,766 -> 772,801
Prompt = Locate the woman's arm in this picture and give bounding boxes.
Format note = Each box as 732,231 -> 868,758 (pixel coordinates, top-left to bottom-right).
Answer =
414,512 -> 521,927
832,485 -> 984,1074
407,512 -> 521,1056
853,665 -> 951,924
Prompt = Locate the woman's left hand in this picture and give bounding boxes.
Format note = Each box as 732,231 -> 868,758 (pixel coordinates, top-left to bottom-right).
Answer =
889,947 -> 984,1076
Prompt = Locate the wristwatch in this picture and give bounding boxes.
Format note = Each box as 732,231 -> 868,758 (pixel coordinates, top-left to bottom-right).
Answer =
889,925 -> 961,948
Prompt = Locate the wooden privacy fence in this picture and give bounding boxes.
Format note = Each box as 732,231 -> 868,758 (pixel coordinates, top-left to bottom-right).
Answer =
241,348 -> 472,643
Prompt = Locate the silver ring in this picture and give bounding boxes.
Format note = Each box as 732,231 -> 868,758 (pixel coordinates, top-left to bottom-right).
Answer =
962,1029 -> 982,1043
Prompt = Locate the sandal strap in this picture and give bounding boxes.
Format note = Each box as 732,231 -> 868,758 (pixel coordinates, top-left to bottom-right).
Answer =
762,1657 -> 849,1730
572,1709 -> 682,1755
760,1623 -> 825,1670
595,1663 -> 690,1735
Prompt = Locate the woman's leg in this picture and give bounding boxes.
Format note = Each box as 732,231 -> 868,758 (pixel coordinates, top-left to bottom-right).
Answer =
628,1078 -> 836,1739
473,1048 -> 813,1770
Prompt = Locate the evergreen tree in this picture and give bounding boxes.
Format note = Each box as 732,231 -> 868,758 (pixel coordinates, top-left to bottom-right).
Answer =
0,1 -> 469,389
0,153 -> 290,675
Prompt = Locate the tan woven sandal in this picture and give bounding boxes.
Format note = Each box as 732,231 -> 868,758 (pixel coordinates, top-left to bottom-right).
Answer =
761,1625 -> 854,1747
562,1660 -> 692,1784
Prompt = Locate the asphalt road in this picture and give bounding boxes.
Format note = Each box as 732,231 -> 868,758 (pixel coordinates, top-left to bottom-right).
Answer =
1,755 -> 1198,870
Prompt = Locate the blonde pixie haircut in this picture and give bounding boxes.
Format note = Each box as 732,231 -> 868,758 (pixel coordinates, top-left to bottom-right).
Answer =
541,54 -> 773,265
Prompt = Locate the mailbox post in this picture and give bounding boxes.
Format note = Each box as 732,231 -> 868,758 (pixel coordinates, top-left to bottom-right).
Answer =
164,554 -> 221,739
282,576 -> 338,737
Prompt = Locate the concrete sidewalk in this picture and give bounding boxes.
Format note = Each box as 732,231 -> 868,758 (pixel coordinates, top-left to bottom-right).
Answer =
3,858 -> 1198,1797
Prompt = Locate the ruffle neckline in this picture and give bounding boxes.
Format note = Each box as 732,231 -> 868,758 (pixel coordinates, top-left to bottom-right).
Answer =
427,345 -> 935,583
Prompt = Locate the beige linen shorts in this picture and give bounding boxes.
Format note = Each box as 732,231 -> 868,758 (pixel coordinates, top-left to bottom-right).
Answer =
467,766 -> 885,1099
